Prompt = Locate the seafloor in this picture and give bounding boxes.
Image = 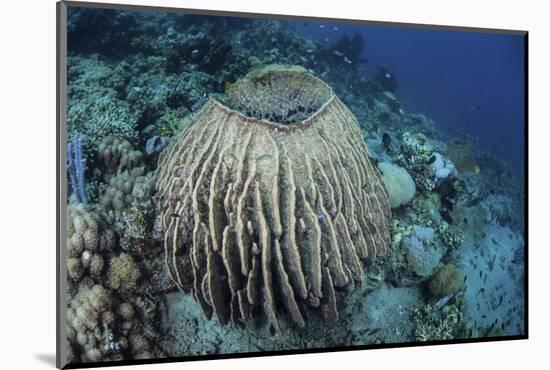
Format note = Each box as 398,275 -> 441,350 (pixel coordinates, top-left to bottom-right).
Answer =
64,9 -> 525,364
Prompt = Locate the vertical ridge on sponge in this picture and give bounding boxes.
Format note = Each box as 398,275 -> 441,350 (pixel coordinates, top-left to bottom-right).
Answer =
155,65 -> 391,329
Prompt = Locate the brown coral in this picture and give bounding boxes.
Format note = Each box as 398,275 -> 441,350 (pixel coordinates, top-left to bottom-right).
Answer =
428,264 -> 465,298
98,136 -> 143,174
107,253 -> 141,292
67,204 -> 103,285
99,167 -> 145,218
155,65 -> 391,330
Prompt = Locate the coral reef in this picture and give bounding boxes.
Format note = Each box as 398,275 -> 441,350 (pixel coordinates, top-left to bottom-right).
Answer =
99,167 -> 146,219
378,162 -> 416,209
97,136 -> 143,175
396,132 -> 440,192
155,65 -> 391,330
67,282 -> 162,363
430,152 -> 455,180
63,8 -> 526,363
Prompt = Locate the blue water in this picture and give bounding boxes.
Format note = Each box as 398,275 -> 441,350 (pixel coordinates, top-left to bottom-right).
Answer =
293,21 -> 525,166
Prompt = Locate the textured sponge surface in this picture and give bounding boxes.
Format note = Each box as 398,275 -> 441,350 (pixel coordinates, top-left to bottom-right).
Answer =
155,66 -> 391,330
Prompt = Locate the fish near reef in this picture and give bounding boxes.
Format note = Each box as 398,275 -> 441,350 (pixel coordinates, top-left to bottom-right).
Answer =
155,65 -> 391,332
382,132 -> 392,152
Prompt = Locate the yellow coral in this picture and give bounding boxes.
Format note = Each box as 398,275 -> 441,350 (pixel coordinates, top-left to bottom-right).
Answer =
107,253 -> 141,292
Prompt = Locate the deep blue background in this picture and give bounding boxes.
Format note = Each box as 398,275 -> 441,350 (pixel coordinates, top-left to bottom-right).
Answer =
293,21 -> 525,166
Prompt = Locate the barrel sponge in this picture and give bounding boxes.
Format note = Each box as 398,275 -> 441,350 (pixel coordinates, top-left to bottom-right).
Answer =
155,65 -> 391,330
378,162 -> 416,209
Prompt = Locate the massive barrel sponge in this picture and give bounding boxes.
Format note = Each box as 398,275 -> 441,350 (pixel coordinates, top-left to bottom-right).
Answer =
155,65 -> 391,331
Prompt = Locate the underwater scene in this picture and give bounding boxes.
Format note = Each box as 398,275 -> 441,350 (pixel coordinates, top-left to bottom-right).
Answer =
64,6 -> 526,365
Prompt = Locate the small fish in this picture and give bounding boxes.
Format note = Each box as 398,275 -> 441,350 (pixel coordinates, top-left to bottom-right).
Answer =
191,49 -> 199,55
333,50 -> 344,57
398,108 -> 405,115
385,72 -> 392,79
426,155 -> 436,165
382,133 -> 392,151
333,26 -> 339,31
323,38 -> 330,43
317,212 -> 325,221
319,25 -> 326,29
343,56 -> 352,64
171,213 -> 181,218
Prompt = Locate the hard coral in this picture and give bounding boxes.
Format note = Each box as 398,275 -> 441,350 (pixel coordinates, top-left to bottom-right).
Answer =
402,226 -> 442,277
107,253 -> 141,293
378,162 -> 416,209
99,167 -> 145,219
98,136 -> 143,175
155,65 -> 391,330
428,264 -> 465,298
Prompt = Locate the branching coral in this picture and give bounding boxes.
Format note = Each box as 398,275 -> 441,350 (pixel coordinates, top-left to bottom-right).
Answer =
411,303 -> 462,341
107,253 -> 141,293
437,222 -> 465,251
67,284 -> 118,363
402,226 -> 442,277
99,167 -> 146,219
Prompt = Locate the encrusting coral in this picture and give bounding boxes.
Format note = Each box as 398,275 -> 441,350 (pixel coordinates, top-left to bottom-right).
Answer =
155,65 -> 391,331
